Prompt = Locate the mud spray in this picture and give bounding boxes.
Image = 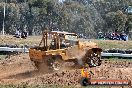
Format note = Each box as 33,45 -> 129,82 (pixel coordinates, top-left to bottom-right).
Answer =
76,50 -> 87,66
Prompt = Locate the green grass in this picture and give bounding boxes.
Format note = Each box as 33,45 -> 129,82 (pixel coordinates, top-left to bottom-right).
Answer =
91,40 -> 132,50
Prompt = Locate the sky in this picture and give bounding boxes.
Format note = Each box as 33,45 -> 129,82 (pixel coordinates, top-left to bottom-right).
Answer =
58,0 -> 65,3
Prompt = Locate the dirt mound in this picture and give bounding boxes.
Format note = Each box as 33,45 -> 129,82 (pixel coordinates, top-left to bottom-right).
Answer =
0,54 -> 36,79
0,54 -> 132,87
17,65 -> 132,86
21,69 -> 81,86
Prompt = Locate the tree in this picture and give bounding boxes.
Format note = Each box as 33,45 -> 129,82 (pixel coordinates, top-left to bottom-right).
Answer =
105,10 -> 127,32
0,3 -> 20,34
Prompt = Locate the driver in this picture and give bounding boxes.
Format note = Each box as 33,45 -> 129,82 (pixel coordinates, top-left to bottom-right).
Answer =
60,39 -> 70,48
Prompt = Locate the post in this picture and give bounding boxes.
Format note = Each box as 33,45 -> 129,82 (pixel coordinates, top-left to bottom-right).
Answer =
24,45 -> 26,53
2,2 -> 5,35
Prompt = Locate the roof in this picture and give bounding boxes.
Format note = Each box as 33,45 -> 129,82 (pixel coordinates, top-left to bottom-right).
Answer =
51,31 -> 77,35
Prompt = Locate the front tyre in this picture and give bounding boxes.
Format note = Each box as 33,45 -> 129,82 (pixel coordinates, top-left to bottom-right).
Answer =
88,53 -> 101,67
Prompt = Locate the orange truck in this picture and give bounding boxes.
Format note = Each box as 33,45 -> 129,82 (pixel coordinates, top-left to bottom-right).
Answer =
29,30 -> 102,71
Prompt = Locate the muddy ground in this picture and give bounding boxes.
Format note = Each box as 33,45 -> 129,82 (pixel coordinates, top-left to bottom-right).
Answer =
0,54 -> 132,88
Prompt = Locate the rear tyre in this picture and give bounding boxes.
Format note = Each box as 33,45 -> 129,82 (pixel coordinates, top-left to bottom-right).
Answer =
52,56 -> 63,71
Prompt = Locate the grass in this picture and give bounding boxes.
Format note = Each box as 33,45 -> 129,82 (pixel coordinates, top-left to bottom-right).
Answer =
104,58 -> 132,61
90,39 -> 132,50
0,84 -> 116,88
0,35 -> 132,50
0,35 -> 41,45
0,84 -> 130,88
0,55 -> 8,60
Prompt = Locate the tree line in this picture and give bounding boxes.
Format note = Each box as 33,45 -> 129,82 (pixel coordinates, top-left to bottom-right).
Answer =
0,0 -> 132,39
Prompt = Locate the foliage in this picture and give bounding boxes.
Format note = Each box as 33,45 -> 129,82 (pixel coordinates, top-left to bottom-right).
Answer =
0,0 -> 131,39
105,10 -> 127,32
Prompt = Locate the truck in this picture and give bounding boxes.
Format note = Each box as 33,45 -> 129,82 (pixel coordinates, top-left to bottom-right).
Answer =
29,30 -> 102,71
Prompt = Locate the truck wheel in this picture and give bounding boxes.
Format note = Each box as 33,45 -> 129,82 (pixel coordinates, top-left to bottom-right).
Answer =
88,53 -> 101,67
52,60 -> 61,70
52,56 -> 63,71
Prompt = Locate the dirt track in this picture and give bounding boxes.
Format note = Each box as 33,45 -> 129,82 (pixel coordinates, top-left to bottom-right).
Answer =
0,54 -> 132,87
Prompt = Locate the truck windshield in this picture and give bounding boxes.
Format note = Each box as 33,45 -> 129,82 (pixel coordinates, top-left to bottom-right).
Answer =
65,34 -> 78,41
64,34 -> 78,46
